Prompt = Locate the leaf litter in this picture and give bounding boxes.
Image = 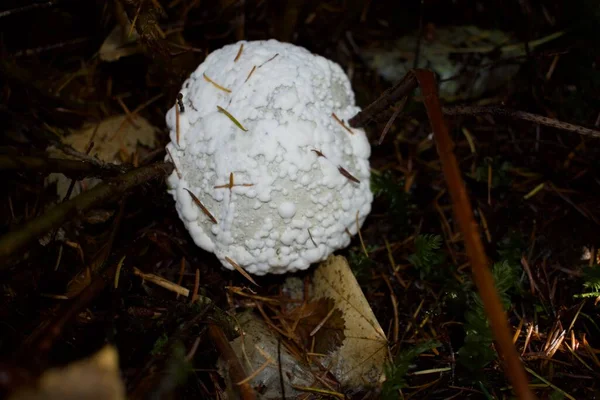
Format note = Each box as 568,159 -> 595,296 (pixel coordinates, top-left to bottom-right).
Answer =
46,114 -> 158,200
221,255 -> 387,397
3,1 -> 600,399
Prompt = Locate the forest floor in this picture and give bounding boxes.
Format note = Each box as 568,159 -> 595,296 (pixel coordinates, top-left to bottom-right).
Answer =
1,1 -> 600,399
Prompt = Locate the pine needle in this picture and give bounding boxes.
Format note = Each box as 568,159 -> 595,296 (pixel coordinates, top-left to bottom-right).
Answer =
234,43 -> 244,62
217,105 -> 248,132
184,188 -> 217,224
203,73 -> 232,93
338,166 -> 360,183
331,112 -> 354,134
225,256 -> 259,287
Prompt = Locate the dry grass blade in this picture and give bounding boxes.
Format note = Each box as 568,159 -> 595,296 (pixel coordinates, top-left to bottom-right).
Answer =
114,256 -> 126,289
311,149 -> 326,158
258,53 -> 279,68
309,306 -> 337,337
234,43 -> 244,62
245,65 -> 256,83
203,73 -> 232,93
225,256 -> 259,287
190,268 -> 200,304
331,112 -> 354,134
356,211 -> 368,257
175,97 -> 180,144
412,69 -> 535,400
165,147 -> 182,178
308,228 -> 317,247
378,97 -> 407,145
217,105 -> 248,131
338,166 -> 360,183
524,367 -> 575,400
291,385 -> 345,399
134,267 -> 190,297
184,188 -> 218,224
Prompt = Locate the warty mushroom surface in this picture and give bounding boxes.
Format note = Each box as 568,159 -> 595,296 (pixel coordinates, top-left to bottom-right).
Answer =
165,39 -> 373,275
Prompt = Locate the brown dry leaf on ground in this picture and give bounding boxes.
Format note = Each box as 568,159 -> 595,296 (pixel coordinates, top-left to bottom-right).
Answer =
222,255 -> 387,397
62,115 -> 157,162
218,312 -> 315,400
8,345 -> 125,400
310,255 -> 388,387
99,23 -> 141,62
283,297 -> 346,354
46,115 -> 157,200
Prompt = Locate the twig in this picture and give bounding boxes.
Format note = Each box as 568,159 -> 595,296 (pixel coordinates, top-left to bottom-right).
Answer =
0,154 -> 125,178
54,142 -> 130,173
378,97 -> 407,145
412,69 -> 535,400
443,105 -> 600,139
348,71 -> 418,128
134,267 -> 190,297
20,201 -> 127,357
0,162 -> 173,264
208,324 -> 257,400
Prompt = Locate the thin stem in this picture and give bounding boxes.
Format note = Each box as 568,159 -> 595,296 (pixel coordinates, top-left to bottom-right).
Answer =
443,105 -> 600,139
413,69 -> 535,400
0,162 -> 173,264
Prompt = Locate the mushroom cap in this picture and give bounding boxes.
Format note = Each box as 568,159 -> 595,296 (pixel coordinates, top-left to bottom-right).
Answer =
165,40 -> 373,275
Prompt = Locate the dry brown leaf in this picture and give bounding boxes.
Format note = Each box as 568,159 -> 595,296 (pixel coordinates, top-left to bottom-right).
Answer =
99,23 -> 141,62
311,255 -> 388,387
282,297 -> 346,354
8,345 -> 125,400
46,115 -> 157,200
217,312 -> 315,400
63,115 -> 156,162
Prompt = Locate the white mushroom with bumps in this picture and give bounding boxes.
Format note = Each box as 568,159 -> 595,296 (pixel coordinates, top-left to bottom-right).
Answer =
165,40 -> 373,275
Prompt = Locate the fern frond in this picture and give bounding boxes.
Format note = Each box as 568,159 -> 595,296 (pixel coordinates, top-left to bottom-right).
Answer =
382,340 -> 441,399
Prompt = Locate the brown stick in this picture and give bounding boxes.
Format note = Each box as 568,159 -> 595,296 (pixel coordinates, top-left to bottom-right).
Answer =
22,200 -> 126,358
0,162 -> 173,264
348,71 -> 418,128
443,105 -> 600,139
208,324 -> 256,400
413,69 -> 535,400
0,154 -> 126,178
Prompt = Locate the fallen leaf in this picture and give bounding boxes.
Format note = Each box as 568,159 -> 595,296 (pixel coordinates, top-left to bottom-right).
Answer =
8,345 -> 125,400
311,255 -> 388,387
99,23 -> 141,62
63,115 -> 157,162
282,297 -> 346,354
217,312 -> 315,400
46,114 -> 157,200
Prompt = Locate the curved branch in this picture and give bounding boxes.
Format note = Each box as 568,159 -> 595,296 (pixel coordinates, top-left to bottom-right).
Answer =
443,105 -> 600,139
348,71 -> 418,128
0,154 -> 126,178
0,161 -> 173,264
412,69 -> 535,400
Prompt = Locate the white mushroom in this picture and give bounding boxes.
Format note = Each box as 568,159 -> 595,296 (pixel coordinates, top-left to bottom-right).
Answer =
165,40 -> 373,275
